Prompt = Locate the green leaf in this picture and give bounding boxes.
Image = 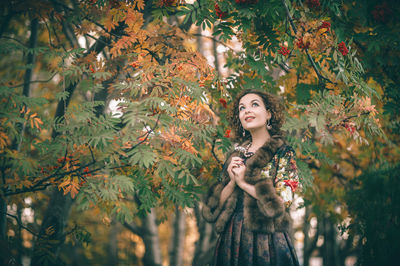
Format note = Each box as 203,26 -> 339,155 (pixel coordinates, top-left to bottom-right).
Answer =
55,91 -> 70,101
128,145 -> 156,168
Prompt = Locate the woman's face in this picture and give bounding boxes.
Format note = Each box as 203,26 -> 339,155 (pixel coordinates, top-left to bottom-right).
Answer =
238,93 -> 271,132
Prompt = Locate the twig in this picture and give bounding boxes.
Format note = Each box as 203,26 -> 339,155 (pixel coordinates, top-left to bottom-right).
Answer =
85,33 -> 109,46
88,144 -> 96,163
40,14 -> 59,49
280,0 -> 334,88
193,33 -> 240,54
4,161 -> 96,196
8,72 -> 58,88
211,138 -> 222,166
4,212 -> 44,238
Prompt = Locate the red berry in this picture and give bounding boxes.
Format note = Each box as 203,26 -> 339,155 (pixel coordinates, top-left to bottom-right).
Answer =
338,41 -> 349,56
306,0 -> 320,8
278,46 -> 290,56
224,129 -> 231,138
215,4 -> 227,19
372,2 -> 392,23
296,37 -> 309,50
318,21 -> 331,30
219,98 -> 228,108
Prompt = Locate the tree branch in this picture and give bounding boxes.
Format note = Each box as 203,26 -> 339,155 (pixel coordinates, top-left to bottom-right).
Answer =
8,72 -> 58,88
3,212 -> 43,239
281,0 -> 334,89
193,33 -> 240,54
211,138 -> 222,166
123,222 -> 144,238
0,4 -> 14,38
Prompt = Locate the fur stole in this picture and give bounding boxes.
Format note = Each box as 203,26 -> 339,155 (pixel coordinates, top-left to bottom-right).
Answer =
202,135 -> 293,233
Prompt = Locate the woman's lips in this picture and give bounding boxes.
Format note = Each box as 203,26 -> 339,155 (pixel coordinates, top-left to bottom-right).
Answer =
245,116 -> 255,122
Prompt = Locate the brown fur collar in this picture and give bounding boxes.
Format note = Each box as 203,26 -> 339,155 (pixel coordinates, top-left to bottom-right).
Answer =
228,135 -> 285,183
202,134 -> 291,234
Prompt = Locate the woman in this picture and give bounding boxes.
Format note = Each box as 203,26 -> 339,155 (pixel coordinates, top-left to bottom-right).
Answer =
202,89 -> 301,265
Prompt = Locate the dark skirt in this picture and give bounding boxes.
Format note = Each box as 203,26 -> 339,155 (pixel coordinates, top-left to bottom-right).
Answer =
213,210 -> 300,266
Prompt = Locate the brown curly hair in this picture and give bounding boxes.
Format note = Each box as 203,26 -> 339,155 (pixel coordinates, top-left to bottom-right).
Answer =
228,89 -> 285,143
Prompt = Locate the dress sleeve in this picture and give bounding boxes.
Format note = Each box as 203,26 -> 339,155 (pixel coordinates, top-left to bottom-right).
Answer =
273,146 -> 302,208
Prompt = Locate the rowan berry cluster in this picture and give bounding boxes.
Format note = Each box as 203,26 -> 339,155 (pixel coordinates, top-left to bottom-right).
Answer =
215,4 -> 227,19
306,0 -> 320,8
338,41 -> 349,56
278,46 -> 290,56
371,2 -> 392,23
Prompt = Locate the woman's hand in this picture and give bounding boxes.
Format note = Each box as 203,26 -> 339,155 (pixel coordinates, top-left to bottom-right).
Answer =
228,156 -> 246,186
227,157 -> 243,181
227,156 -> 259,200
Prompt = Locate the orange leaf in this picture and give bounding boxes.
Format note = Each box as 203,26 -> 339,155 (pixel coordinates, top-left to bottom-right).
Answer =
135,0 -> 145,10
58,176 -> 80,199
0,131 -> 10,151
34,117 -> 43,130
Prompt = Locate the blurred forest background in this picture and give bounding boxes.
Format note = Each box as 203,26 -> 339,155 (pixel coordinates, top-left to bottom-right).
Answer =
0,0 -> 399,265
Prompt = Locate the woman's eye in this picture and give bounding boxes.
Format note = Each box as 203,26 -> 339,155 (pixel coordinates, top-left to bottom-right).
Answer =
239,106 -> 245,111
252,102 -> 259,107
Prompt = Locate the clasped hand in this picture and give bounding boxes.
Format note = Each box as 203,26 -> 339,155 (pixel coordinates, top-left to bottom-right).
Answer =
227,156 -> 246,185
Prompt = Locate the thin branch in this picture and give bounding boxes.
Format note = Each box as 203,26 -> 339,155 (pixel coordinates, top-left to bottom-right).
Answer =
84,33 -> 108,46
4,212 -> 43,239
281,0 -> 335,88
40,14 -> 59,49
0,36 -> 27,48
8,72 -> 58,88
126,114 -> 162,152
52,0 -> 123,39
211,138 -> 222,166
88,144 -> 96,163
278,62 -> 290,73
193,33 -> 240,54
4,160 -> 96,196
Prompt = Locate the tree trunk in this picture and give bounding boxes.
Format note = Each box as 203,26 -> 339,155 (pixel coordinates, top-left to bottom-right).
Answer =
30,190 -> 74,266
169,208 -> 186,266
196,26 -> 203,56
321,215 -> 340,266
212,30 -> 220,77
107,220 -> 119,266
192,202 -> 217,266
141,208 -> 162,266
0,15 -> 39,245
0,2 -> 14,38
22,18 -> 38,98
16,204 -> 23,265
30,21 -> 125,265
17,17 -> 39,151
0,197 -> 6,241
303,206 -> 319,266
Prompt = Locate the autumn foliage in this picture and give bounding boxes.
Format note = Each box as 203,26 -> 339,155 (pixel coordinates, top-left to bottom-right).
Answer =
1,0 -> 399,265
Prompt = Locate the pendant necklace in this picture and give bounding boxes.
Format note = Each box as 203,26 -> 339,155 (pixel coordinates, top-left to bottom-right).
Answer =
243,142 -> 254,158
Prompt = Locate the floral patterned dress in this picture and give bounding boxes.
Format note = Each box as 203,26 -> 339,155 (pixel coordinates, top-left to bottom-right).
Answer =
213,145 -> 301,266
